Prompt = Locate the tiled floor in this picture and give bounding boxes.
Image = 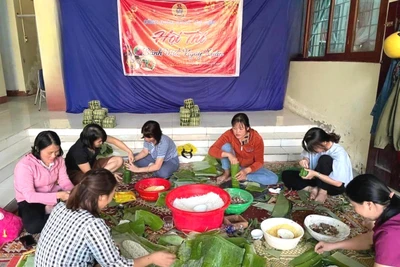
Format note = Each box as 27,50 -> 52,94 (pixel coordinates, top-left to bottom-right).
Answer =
0,96 -> 313,140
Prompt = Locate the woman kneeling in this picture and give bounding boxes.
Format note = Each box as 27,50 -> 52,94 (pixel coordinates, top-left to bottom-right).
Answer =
35,169 -> 176,267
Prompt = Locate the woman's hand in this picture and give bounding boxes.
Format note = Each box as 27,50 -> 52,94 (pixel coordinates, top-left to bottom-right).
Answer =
56,191 -> 70,201
114,173 -> 123,183
127,151 -> 135,164
315,241 -> 336,254
149,251 -> 176,267
299,158 -> 310,168
301,169 -> 318,180
125,162 -> 139,172
236,170 -> 247,181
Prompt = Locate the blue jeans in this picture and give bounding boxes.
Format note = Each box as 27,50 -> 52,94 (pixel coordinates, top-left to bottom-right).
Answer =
220,143 -> 278,186
134,154 -> 179,179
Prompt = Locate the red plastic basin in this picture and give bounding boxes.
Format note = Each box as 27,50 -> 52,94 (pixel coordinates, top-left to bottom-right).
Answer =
134,178 -> 171,202
166,184 -> 231,232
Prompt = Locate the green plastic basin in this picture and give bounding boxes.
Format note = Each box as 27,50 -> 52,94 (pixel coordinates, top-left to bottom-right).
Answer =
224,188 -> 254,215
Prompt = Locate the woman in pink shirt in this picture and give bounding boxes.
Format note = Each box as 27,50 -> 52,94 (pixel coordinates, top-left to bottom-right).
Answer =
14,131 -> 73,234
315,174 -> 400,267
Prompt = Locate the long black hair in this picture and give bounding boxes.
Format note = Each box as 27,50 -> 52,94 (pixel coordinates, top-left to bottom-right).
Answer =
302,127 -> 340,153
346,174 -> 400,225
66,169 -> 117,217
80,124 -> 107,149
141,120 -> 162,144
31,131 -> 63,159
231,113 -> 250,128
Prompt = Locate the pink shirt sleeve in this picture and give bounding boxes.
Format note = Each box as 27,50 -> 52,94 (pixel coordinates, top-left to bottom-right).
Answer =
57,158 -> 74,191
14,162 -> 58,205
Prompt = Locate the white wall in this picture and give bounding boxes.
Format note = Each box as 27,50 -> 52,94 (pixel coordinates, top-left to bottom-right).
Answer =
0,0 -> 26,92
13,0 -> 41,93
34,0 -> 66,110
0,53 -> 7,97
285,61 -> 380,173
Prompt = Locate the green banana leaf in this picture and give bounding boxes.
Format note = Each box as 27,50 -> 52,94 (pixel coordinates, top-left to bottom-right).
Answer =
246,181 -> 261,188
173,169 -> 196,180
112,232 -> 167,253
192,161 -> 213,171
242,244 -> 266,267
192,161 -> 220,176
289,249 -> 319,266
135,210 -> 163,231
108,199 -> 119,207
130,218 -> 145,236
98,143 -> 113,157
100,212 -> 119,225
202,155 -> 220,166
297,190 -> 310,203
245,182 -> 266,192
252,202 -> 275,212
155,192 -> 167,207
111,219 -> 145,236
158,234 -> 184,246
271,192 -> 291,217
173,234 -> 245,267
330,252 -> 366,267
225,237 -> 249,248
124,206 -> 151,213
123,212 -> 136,222
112,222 -> 132,234
290,249 -> 364,267
194,171 -> 220,177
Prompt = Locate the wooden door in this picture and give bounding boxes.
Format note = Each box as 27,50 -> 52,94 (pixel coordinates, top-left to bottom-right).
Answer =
366,0 -> 400,190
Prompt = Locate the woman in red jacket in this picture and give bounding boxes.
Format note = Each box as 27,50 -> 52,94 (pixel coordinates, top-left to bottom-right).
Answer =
208,113 -> 278,185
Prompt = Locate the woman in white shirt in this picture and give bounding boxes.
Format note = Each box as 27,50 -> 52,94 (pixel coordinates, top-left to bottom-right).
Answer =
282,127 -> 353,203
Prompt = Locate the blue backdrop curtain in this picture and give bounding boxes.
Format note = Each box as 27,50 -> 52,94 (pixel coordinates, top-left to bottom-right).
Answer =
60,0 -> 304,113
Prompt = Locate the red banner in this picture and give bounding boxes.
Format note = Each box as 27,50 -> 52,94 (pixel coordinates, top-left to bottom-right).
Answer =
118,0 -> 242,76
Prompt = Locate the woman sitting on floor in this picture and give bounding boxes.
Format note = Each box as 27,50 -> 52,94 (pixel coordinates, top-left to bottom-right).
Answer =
35,169 -> 176,267
315,174 -> 400,267
282,127 -> 352,203
125,120 -> 179,179
208,113 -> 278,186
65,123 -> 134,184
14,131 -> 73,234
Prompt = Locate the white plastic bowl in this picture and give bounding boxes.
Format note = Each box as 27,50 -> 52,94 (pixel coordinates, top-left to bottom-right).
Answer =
260,218 -> 304,250
304,214 -> 350,243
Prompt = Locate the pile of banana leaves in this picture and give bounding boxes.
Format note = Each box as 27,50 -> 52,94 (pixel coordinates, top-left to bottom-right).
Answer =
113,229 -> 266,267
111,208 -> 164,236
289,249 -> 365,267
171,156 -> 223,185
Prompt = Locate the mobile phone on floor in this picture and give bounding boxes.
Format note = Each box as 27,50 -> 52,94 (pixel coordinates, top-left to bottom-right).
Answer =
20,235 -> 36,249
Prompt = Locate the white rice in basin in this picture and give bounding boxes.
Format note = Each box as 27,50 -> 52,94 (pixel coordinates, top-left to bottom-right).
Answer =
172,192 -> 225,212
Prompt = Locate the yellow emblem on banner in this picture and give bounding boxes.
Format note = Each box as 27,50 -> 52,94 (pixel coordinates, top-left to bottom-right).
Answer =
172,3 -> 187,17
